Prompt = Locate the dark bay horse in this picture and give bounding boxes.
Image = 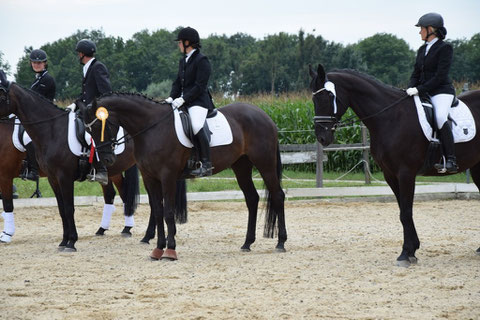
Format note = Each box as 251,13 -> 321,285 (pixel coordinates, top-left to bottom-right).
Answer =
83,92 -> 287,260
0,117 -> 142,243
309,64 -> 480,266
0,82 -> 141,250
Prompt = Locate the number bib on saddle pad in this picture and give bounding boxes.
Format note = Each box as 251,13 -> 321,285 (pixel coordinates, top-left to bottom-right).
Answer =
413,95 -> 476,143
173,108 -> 233,148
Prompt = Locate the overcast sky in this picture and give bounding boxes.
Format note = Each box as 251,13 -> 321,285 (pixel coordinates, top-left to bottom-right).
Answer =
2,0 -> 479,80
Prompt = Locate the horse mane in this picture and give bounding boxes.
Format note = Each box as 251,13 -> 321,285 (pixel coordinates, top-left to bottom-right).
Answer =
330,69 -> 404,94
15,83 -> 66,112
98,91 -> 167,106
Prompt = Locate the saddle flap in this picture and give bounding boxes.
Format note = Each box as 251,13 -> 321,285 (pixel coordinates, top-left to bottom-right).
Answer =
74,112 -> 90,150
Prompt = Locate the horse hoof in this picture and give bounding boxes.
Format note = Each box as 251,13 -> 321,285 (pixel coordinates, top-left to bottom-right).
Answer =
150,248 -> 164,260
63,247 -> 77,253
140,238 -> 150,245
95,227 -> 106,236
408,256 -> 418,264
396,260 -> 411,268
240,248 -> 251,252
476,248 -> 480,256
275,247 -> 287,253
121,231 -> 132,238
161,249 -> 178,261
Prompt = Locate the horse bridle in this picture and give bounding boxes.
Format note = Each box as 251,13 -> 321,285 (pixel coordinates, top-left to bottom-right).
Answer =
312,85 -> 341,132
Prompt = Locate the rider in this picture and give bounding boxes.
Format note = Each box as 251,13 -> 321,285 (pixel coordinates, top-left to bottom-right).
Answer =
406,12 -> 457,173
73,39 -> 112,185
24,49 -> 56,181
165,27 -> 215,177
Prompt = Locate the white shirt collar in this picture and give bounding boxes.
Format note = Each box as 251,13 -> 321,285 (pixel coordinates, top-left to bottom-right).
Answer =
185,49 -> 196,62
425,37 -> 439,55
83,58 -> 95,77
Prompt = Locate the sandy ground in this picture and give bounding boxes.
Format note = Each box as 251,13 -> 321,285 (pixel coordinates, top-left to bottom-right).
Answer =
0,199 -> 479,320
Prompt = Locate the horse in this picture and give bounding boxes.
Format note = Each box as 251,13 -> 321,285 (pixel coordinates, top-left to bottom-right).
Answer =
0,80 -> 143,250
81,92 -> 287,260
309,64 -> 480,266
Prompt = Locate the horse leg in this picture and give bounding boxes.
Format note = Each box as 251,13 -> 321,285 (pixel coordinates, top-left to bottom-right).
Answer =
0,179 -> 15,243
49,176 -> 77,251
255,150 -> 287,252
110,172 -> 136,237
466,163 -> 480,255
384,170 -> 419,267
161,176 -> 178,260
97,179 -> 116,236
142,176 -> 167,260
231,157 -> 259,251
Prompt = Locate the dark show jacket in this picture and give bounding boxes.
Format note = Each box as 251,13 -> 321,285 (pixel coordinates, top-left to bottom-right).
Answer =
408,39 -> 455,96
31,70 -> 56,101
80,59 -> 112,104
170,50 -> 215,110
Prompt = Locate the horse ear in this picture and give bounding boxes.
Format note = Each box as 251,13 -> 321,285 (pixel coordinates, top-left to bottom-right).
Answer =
316,64 -> 326,82
308,64 -> 317,78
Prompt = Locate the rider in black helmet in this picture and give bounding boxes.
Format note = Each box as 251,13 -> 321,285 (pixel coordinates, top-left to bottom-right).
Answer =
406,13 -> 457,173
73,38 -> 112,185
23,49 -> 57,181
165,27 -> 215,177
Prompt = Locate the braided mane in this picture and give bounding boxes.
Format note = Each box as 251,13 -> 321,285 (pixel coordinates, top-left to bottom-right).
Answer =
330,69 -> 404,93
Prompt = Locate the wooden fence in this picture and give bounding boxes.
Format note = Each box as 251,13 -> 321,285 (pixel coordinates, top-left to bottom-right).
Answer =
280,126 -> 370,187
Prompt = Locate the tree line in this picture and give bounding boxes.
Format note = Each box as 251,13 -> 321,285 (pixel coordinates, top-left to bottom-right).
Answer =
3,28 -> 479,101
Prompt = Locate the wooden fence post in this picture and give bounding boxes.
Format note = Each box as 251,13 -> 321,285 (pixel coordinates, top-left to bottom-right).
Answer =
316,142 -> 323,188
361,125 -> 371,184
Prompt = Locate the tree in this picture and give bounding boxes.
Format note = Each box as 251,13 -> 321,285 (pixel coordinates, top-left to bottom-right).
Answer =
355,33 -> 414,87
0,51 -> 11,75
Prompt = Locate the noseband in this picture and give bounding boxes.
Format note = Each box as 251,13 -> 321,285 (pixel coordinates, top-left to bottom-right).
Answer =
312,86 -> 339,132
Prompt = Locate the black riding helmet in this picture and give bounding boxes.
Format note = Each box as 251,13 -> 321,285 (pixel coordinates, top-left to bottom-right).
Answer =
415,12 -> 447,39
30,49 -> 48,62
75,39 -> 96,56
175,27 -> 201,48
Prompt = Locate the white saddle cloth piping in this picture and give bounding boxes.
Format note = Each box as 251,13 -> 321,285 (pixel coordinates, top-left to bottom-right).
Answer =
413,95 -> 476,143
173,108 -> 233,148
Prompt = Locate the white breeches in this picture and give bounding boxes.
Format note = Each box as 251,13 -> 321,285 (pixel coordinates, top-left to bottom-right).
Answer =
188,106 -> 208,135
432,94 -> 454,129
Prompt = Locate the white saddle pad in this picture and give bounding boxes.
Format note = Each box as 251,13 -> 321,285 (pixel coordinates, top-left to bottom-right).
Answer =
12,115 -> 28,152
414,96 -> 476,143
67,111 -> 125,156
173,108 -> 233,148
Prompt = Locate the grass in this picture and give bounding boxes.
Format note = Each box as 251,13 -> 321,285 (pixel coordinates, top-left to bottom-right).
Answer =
11,169 -> 472,199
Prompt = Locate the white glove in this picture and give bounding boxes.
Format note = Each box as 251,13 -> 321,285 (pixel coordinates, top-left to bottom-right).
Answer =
406,87 -> 418,96
172,97 -> 185,108
65,103 -> 76,112
165,97 -> 173,104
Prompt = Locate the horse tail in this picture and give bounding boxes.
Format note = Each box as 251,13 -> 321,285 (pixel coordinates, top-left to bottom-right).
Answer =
175,179 -> 188,224
123,164 -> 140,217
263,142 -> 283,238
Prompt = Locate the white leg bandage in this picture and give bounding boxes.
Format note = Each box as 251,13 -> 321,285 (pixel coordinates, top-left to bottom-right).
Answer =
100,204 -> 115,230
188,106 -> 208,135
124,215 -> 134,228
1,211 -> 15,243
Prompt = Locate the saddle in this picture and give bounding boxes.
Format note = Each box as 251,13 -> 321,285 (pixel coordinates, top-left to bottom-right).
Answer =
73,111 -> 91,181
420,95 -> 459,134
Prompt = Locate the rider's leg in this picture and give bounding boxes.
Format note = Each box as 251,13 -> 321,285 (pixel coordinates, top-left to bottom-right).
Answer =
432,94 -> 457,173
24,142 -> 39,181
189,106 -> 212,177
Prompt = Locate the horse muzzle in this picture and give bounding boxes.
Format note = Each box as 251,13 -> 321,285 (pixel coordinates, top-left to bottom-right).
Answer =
314,116 -> 337,146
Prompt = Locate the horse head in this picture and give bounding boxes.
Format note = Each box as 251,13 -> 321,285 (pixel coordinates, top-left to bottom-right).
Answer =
309,64 -> 341,146
80,98 -> 118,167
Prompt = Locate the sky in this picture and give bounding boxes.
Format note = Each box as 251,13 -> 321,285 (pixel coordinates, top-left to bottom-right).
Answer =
1,0 -> 479,80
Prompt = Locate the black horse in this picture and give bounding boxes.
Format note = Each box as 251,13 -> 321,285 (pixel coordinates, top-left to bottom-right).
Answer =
83,92 -> 287,260
309,64 -> 480,266
0,81 -> 142,250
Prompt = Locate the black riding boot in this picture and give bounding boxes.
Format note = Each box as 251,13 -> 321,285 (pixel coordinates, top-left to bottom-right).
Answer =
191,128 -> 213,177
434,123 -> 458,173
87,161 -> 109,186
24,142 -> 39,181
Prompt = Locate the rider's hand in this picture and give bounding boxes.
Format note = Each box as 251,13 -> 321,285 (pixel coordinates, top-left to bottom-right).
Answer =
406,87 -> 418,96
172,97 -> 185,108
165,97 -> 173,104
